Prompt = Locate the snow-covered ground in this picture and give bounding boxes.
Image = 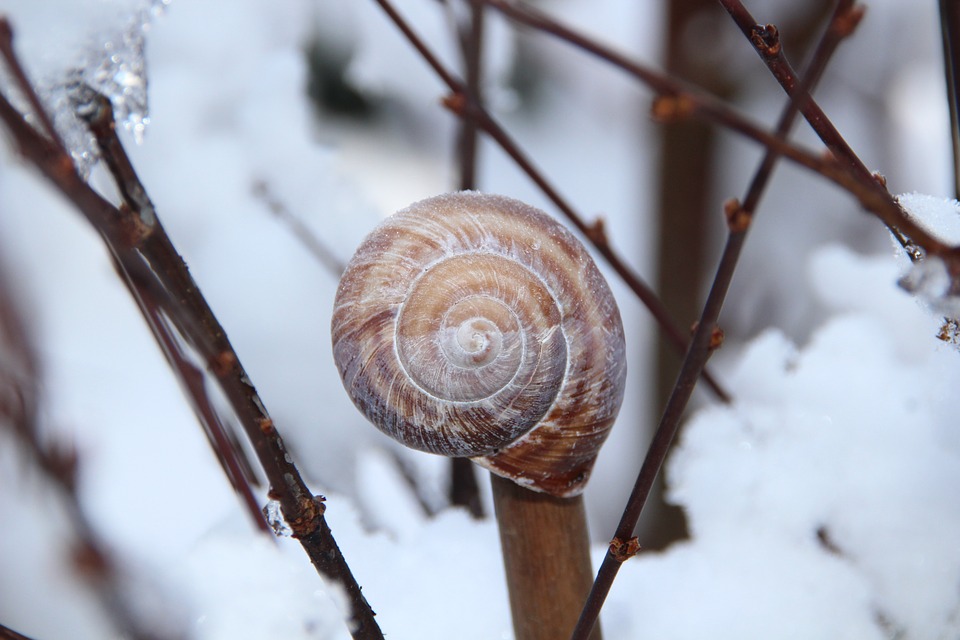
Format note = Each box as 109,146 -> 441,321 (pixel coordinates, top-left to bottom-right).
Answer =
1,0 -> 959,638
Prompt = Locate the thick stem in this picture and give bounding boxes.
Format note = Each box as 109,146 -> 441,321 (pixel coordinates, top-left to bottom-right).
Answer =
490,474 -> 601,640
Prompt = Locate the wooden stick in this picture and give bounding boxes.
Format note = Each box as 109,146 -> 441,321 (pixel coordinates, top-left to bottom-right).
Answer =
490,474 -> 601,640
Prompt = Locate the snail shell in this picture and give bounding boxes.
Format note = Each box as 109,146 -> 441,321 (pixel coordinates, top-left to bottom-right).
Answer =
331,192 -> 626,497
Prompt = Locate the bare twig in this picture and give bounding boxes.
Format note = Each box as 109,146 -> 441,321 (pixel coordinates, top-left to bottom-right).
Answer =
0,19 -> 383,640
0,20 -> 65,151
718,0 -> 869,178
571,2 -> 861,637
716,0 -> 921,253
371,0 -> 732,402
251,179 -> 347,277
0,622 -> 36,640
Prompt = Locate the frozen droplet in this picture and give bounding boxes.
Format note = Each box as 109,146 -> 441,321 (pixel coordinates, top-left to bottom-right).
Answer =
262,499 -> 292,537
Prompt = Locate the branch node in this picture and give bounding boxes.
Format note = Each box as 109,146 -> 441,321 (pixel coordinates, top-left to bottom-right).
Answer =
442,91 -> 468,117
832,4 -> 866,39
709,325 -> 725,351
286,495 -> 327,539
258,416 -> 275,435
117,203 -> 153,247
690,322 -> 725,351
70,541 -> 112,581
723,197 -> 752,233
585,216 -> 608,246
749,23 -> 782,58
650,93 -> 694,123
871,171 -> 887,188
211,349 -> 237,377
608,536 -> 641,562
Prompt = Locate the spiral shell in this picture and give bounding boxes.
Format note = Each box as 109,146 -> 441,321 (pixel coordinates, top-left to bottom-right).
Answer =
331,192 -> 626,497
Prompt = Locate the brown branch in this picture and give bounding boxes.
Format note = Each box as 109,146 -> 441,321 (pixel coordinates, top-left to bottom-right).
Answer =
718,0 -> 869,177
371,0 -> 732,402
571,2 -> 861,636
0,20 -> 383,640
140,283 -> 270,532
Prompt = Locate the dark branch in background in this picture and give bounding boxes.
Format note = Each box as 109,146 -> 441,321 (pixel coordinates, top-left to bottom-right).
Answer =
448,0 -> 487,519
371,0 -> 732,402
456,0 -> 484,191
0,247 -> 180,638
940,0 -> 960,200
571,2 -> 861,637
251,179 -> 347,276
482,0 -> 958,264
0,19 -> 383,640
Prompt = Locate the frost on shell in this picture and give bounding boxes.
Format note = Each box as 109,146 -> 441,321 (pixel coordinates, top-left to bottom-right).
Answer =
1,0 -> 169,176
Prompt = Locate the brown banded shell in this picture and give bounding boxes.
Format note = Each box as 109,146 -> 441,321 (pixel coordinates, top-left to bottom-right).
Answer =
331,192 -> 626,497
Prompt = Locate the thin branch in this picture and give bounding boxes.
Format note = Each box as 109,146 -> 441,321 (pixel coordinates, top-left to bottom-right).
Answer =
0,20 -> 383,639
571,2 -> 860,637
716,0 -> 920,253
718,0 -> 870,175
251,179 -> 347,277
139,283 -> 271,534
371,0 -> 732,402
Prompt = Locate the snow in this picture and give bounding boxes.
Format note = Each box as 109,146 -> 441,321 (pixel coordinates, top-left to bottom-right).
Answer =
1,0 -> 960,638
894,193 -> 960,317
